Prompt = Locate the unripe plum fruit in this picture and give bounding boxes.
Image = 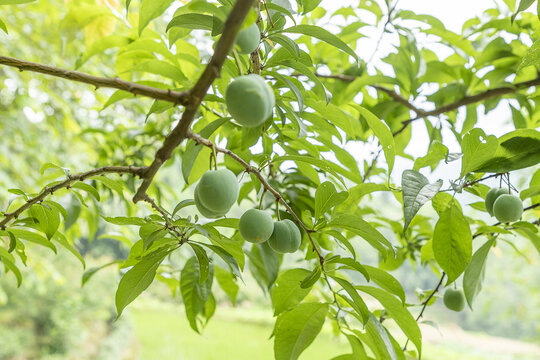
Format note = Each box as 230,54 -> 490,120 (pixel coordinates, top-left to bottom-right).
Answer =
236,23 -> 259,54
493,194 -> 523,223
239,209 -> 274,243
443,288 -> 465,312
194,188 -> 226,219
267,219 -> 301,253
225,74 -> 275,128
485,188 -> 510,216
196,169 -> 239,214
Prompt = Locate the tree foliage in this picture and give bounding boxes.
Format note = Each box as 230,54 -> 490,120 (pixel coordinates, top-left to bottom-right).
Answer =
0,0 -> 539,358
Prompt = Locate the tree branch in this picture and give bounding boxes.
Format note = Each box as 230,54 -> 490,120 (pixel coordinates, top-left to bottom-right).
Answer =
307,72 -> 540,136
393,76 -> 540,136
0,56 -> 190,105
403,272 -> 446,351
187,131 -> 325,266
0,166 -> 147,229
133,0 -> 256,203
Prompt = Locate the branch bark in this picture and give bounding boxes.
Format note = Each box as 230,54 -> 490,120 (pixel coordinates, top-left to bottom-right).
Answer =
307,72 -> 540,136
392,76 -> 540,135
133,0 -> 256,202
0,56 -> 190,105
187,131 -> 325,266
0,166 -> 147,229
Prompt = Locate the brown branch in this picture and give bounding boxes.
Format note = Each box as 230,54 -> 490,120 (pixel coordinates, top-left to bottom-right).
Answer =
371,84 -> 428,117
133,0 -> 256,203
303,72 -> 540,136
0,56 -> 189,105
293,72 -> 427,118
187,131 -> 325,266
140,194 -> 182,238
0,166 -> 147,229
393,76 -> 540,136
250,1 -> 262,74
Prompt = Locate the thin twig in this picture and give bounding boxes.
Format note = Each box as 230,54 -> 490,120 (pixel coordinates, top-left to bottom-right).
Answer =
133,0 -> 256,203
403,272 -> 446,351
187,131 -> 325,266
0,56 -> 189,105
140,194 -> 182,238
0,166 -> 147,229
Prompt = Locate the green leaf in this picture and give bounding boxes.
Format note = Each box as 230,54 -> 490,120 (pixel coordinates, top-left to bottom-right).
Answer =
0,18 -> 6,33
172,199 -> 195,216
180,257 -> 214,333
8,228 -> 56,253
356,106 -> 396,175
472,129 -> 540,173
460,128 -> 498,176
82,260 -> 122,286
197,242 -> 242,279
433,203 -> 472,284
301,0 -> 322,14
463,238 -> 494,309
102,216 -> 147,226
54,232 -> 85,269
247,242 -> 279,291
401,170 -> 443,232
189,243 -> 210,285
71,182 -> 100,201
115,248 -> 169,316
364,313 -> 398,360
94,176 -> 125,195
363,265 -> 406,304
328,214 -> 393,255
331,256 -> 370,282
182,118 -> 228,183
300,267 -> 321,289
280,25 -> 358,62
29,203 -> 60,240
139,0 -> 174,34
330,275 -> 369,324
315,181 -> 348,219
167,13 -> 214,32
0,249 -> 22,286
215,265 -> 239,305
511,0 -> 535,22
272,268 -> 313,315
358,286 -> 421,357
273,302 -> 329,360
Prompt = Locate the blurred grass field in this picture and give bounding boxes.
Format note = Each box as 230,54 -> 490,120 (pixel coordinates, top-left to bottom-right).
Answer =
130,304 -> 540,360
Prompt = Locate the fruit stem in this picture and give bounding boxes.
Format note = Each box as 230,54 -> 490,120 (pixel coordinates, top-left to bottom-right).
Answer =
259,189 -> 266,209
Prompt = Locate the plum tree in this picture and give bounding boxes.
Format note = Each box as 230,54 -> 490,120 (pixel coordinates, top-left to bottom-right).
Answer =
443,288 -> 465,312
267,219 -> 301,253
485,188 -> 510,216
235,23 -> 259,54
2,1 -> 540,359
225,74 -> 275,128
239,209 -> 274,243
493,194 -> 524,223
195,169 -> 239,215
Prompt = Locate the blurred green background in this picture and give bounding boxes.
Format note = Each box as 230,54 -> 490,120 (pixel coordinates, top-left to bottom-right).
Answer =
1,233 -> 539,360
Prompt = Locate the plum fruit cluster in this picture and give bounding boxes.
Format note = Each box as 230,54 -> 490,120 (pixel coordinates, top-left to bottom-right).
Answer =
194,169 -> 301,254
225,74 -> 275,128
239,211 -> 301,254
484,187 -> 523,223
